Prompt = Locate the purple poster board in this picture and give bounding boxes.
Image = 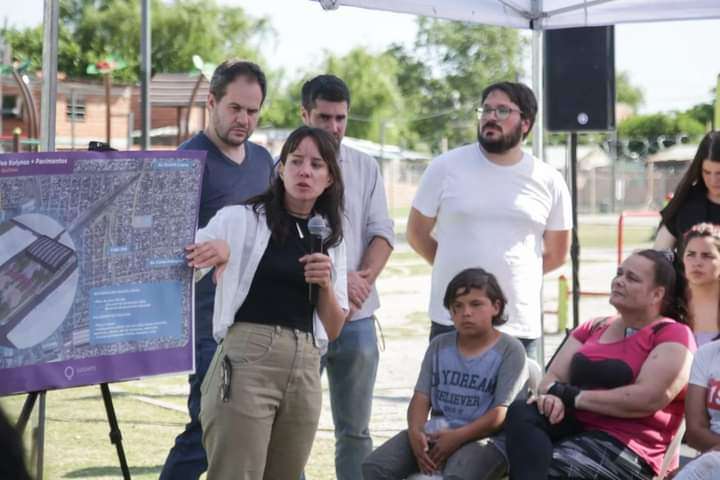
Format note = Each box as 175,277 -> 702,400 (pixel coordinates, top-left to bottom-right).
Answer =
0,150 -> 204,396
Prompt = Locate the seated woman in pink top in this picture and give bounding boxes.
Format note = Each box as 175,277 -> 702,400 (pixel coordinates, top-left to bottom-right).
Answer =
504,249 -> 696,480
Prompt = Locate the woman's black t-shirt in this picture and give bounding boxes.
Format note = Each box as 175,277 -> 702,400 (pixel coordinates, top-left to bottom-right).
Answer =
234,213 -> 314,332
662,186 -> 720,249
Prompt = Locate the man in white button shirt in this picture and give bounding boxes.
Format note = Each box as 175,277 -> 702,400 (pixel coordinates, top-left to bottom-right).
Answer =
300,74 -> 395,480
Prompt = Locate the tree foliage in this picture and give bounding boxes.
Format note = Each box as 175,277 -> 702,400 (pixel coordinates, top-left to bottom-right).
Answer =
262,48 -> 408,144
3,0 -> 271,83
324,49 -> 406,143
684,102 -> 714,130
387,18 -> 524,151
618,112 -> 705,140
260,76 -> 303,131
615,70 -> 644,110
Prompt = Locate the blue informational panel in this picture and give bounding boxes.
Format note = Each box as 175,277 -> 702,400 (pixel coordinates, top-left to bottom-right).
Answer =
0,150 -> 205,395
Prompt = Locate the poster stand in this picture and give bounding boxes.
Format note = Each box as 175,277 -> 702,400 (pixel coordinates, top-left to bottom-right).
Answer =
15,383 -> 132,480
1,142 -> 200,479
12,141 -> 132,480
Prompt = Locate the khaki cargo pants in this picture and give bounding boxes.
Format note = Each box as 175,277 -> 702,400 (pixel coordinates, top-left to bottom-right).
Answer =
200,322 -> 322,480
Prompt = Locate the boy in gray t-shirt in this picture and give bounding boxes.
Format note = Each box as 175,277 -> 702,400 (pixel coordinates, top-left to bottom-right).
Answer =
363,268 -> 528,480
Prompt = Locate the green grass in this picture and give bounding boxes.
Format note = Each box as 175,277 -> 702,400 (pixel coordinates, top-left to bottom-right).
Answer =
0,218 -> 646,478
1,380 -> 339,480
380,311 -> 430,339
383,264 -> 432,277
578,224 -> 655,249
390,206 -> 411,220
1,384 -> 183,479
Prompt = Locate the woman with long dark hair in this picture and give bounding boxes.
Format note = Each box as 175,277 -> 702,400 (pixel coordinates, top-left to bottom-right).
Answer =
186,126 -> 348,479
655,131 -> 720,252
682,223 -> 720,346
504,249 -> 696,480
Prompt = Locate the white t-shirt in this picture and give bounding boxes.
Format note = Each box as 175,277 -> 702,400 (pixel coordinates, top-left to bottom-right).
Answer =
689,339 -> 720,435
412,143 -> 572,339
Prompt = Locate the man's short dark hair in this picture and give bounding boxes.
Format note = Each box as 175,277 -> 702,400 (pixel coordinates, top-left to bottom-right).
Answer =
481,81 -> 537,138
301,75 -> 351,111
209,59 -> 267,104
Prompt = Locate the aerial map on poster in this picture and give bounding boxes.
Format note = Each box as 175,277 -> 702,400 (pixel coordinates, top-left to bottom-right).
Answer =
0,150 -> 204,396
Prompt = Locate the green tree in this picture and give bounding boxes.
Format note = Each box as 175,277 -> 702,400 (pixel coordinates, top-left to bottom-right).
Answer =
324,48 -> 406,143
3,0 -> 271,83
261,75 -> 304,129
615,70 -> 644,110
618,112 -> 705,140
684,102 -> 714,130
387,18 -> 524,152
263,48 -> 408,144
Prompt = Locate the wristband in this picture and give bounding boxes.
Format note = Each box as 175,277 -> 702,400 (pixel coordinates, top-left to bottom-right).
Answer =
547,382 -> 582,409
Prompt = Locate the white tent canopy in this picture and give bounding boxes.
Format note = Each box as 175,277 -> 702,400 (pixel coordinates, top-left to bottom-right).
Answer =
318,1 -> 720,29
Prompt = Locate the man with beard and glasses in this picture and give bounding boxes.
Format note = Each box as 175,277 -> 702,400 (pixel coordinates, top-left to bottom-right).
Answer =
406,81 -> 571,360
160,59 -> 274,480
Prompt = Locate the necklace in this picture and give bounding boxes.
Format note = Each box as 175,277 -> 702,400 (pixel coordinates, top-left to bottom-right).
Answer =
287,208 -> 311,219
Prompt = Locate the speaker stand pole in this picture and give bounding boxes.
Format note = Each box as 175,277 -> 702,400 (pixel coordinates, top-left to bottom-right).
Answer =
570,132 -> 580,328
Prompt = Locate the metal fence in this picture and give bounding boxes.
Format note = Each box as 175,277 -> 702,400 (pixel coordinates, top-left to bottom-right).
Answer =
380,158 -> 686,215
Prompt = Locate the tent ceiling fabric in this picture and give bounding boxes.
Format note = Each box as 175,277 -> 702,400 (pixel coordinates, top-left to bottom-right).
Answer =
318,0 -> 720,29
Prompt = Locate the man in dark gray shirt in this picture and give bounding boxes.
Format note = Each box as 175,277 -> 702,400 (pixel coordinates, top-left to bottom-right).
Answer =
160,60 -> 274,480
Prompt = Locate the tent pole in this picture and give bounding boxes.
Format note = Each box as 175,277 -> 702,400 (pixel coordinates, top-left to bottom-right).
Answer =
140,0 -> 151,150
531,28 -> 544,161
531,1 -> 546,367
40,0 -> 59,152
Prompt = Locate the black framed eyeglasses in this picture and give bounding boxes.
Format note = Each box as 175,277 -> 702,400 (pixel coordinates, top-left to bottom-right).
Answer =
476,105 -> 523,121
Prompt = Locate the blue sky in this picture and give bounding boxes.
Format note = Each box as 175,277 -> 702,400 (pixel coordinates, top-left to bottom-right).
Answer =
3,0 -> 719,114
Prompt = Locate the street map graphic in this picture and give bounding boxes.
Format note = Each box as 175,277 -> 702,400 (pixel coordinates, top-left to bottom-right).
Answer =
0,150 -> 204,395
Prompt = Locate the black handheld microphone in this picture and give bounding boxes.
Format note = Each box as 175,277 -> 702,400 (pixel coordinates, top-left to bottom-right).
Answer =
307,214 -> 329,305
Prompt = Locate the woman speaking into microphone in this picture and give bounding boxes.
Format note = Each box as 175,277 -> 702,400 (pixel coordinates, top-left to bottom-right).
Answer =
185,126 -> 348,479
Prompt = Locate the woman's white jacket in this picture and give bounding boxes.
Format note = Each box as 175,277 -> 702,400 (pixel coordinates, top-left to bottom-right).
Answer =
196,205 -> 348,348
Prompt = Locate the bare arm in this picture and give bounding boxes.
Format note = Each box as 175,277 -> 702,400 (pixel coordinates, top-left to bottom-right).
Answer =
653,225 -> 677,250
685,384 -> 720,452
186,239 -> 230,283
574,342 -> 693,418
445,406 -> 506,444
406,208 -> 437,265
359,236 -> 393,284
539,336 -> 583,393
543,229 -> 571,273
347,236 -> 393,311
427,406 -> 507,468
406,391 -> 437,474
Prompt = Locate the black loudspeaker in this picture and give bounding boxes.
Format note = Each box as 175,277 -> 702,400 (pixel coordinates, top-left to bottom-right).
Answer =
544,26 -> 615,132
